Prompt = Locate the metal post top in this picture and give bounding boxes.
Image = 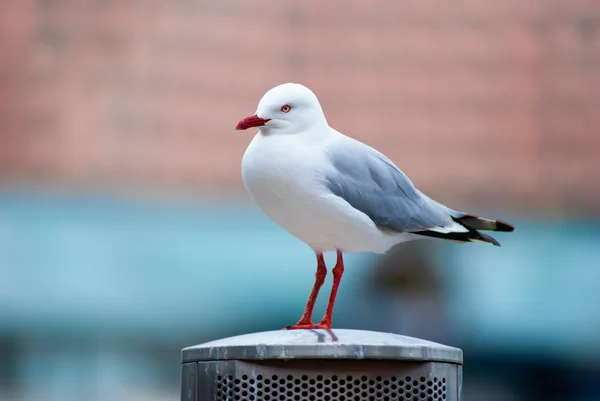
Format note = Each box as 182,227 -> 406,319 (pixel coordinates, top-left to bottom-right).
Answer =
182,329 -> 462,365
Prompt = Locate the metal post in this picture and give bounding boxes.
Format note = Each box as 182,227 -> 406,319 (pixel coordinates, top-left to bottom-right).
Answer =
181,329 -> 463,401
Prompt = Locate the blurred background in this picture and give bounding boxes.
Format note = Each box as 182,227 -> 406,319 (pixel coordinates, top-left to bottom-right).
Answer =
1,0 -> 599,400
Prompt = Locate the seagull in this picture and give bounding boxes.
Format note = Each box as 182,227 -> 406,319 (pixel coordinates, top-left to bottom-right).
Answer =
237,83 -> 514,330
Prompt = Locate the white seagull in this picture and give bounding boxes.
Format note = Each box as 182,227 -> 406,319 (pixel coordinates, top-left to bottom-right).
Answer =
237,83 -> 514,330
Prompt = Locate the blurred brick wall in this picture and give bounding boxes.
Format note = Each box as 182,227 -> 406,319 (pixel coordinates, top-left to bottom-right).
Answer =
0,0 -> 599,214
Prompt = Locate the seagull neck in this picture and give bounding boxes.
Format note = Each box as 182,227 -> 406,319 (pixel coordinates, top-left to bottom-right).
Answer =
258,122 -> 331,141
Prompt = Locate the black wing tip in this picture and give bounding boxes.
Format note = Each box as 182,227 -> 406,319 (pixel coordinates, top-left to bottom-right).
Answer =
456,214 -> 515,232
478,232 -> 501,246
412,229 -> 502,246
494,220 -> 515,232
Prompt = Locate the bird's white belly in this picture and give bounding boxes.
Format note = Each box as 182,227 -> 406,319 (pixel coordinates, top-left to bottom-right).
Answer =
242,135 -> 411,253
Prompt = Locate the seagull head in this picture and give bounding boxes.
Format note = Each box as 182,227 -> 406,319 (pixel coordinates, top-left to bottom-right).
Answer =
235,83 -> 328,135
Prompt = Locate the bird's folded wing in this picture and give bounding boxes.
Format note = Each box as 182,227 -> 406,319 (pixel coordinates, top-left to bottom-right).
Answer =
323,138 -> 463,233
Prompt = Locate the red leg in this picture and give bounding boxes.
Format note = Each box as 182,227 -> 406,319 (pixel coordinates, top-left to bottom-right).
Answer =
318,250 -> 344,328
285,252 -> 328,330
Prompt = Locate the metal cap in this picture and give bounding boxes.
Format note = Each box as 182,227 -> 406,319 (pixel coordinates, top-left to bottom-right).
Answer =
182,329 -> 462,364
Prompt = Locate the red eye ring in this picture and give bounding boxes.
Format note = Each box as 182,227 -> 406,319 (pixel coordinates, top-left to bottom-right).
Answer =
281,104 -> 291,113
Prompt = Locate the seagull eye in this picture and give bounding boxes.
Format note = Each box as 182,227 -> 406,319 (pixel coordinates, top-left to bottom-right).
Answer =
280,104 -> 291,113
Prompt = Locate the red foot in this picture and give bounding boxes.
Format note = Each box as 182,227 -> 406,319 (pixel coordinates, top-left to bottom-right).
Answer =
284,323 -> 332,330
285,250 -> 343,332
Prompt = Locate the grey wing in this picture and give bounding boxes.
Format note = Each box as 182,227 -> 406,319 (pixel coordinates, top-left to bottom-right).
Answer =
323,140 -> 462,233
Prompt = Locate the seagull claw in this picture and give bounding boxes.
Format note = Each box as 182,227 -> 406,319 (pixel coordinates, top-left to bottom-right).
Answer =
284,323 -> 332,330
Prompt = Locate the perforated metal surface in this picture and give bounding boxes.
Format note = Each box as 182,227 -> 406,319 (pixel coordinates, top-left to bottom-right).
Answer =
215,372 -> 447,401
181,330 -> 462,401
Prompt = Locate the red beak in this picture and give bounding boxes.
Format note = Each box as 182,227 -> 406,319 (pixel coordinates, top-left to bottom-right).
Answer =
235,114 -> 271,130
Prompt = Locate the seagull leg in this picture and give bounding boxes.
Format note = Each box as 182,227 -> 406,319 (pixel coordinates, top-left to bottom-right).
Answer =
285,252 -> 328,330
318,250 -> 345,328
